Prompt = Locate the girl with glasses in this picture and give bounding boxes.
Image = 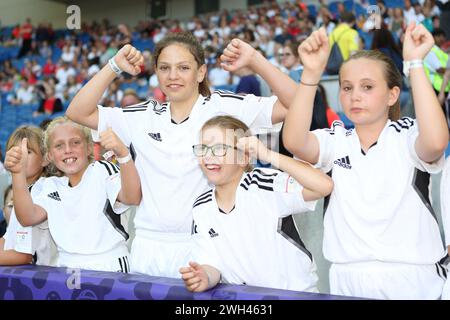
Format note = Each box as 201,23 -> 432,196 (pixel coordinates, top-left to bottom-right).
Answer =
180,115 -> 333,292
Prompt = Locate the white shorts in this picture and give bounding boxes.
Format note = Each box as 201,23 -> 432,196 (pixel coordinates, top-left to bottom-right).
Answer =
57,245 -> 130,273
329,261 -> 445,300
130,230 -> 191,278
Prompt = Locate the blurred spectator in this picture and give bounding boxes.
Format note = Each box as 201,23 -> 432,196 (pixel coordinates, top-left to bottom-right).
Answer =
208,55 -> 232,88
9,79 -> 35,105
55,61 -> 76,88
424,29 -> 450,98
33,86 -> 63,117
17,18 -> 33,58
280,42 -> 303,82
42,58 -> 57,77
39,40 -> 53,59
121,89 -> 141,108
234,67 -> 261,96
329,11 -> 359,61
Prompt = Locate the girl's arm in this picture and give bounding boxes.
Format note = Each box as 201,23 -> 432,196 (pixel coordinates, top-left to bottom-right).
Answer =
100,128 -> 142,205
180,261 -> 221,292
66,44 -> 144,130
237,136 -> 333,201
0,238 -> 32,265
4,139 -> 47,227
283,28 -> 330,164
220,39 -> 297,123
403,22 -> 449,163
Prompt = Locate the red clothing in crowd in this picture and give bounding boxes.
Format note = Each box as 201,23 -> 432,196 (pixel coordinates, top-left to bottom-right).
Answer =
43,62 -> 57,76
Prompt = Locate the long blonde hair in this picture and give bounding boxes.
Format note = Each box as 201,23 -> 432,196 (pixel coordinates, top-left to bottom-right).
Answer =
339,50 -> 403,121
43,116 -> 94,176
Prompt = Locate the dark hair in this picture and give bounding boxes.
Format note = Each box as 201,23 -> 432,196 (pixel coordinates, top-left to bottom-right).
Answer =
340,50 -> 403,121
340,11 -> 356,24
432,28 -> 446,38
286,41 -> 301,59
371,28 -> 402,56
153,31 -> 211,96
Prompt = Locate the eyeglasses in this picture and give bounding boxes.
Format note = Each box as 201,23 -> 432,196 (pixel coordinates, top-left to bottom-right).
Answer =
192,144 -> 237,157
278,53 -> 293,57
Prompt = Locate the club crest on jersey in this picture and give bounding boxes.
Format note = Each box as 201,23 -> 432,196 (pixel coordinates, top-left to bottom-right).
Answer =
148,132 -> 162,142
47,191 -> 61,201
334,156 -> 352,169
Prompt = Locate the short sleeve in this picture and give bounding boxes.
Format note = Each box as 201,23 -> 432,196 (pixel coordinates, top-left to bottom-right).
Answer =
272,171 -> 317,216
4,210 -> 33,254
94,106 -> 132,146
311,127 -> 336,172
191,218 -> 221,270
96,162 -> 129,214
406,124 -> 445,174
441,158 -> 450,247
213,92 -> 276,135
240,94 -> 276,134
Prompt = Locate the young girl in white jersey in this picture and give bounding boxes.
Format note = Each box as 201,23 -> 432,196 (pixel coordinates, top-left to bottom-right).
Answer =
66,32 -> 300,278
282,23 -> 449,299
7,117 -> 141,272
441,157 -> 450,300
2,126 -> 57,266
180,115 -> 333,292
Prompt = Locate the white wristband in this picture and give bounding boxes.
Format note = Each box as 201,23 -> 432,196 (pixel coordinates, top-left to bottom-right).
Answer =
403,60 -> 423,77
116,153 -> 132,164
108,57 -> 123,75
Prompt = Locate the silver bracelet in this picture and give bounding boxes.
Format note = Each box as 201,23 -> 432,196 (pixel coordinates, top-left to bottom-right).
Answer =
108,57 -> 123,75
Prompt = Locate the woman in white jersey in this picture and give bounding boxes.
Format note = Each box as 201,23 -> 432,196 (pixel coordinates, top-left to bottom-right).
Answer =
180,115 -> 333,292
7,117 -> 141,272
66,32 -> 299,278
282,24 -> 449,299
2,126 -> 57,266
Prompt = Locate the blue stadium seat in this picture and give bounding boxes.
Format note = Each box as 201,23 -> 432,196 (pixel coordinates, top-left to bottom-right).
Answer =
343,0 -> 354,11
307,4 -> 317,18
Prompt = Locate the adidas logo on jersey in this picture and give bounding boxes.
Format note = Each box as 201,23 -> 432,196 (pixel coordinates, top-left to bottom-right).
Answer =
208,228 -> 219,238
334,156 -> 352,169
47,191 -> 61,201
148,132 -> 162,142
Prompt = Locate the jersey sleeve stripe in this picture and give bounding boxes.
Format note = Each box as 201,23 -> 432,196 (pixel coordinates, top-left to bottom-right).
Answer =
98,160 -> 113,175
193,198 -> 213,209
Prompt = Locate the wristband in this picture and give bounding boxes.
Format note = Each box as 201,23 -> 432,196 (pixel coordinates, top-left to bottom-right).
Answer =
108,57 -> 123,75
300,79 -> 319,86
116,153 -> 132,164
403,60 -> 423,77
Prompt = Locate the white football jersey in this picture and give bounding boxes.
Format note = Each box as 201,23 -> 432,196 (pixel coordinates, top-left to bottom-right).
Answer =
312,118 -> 446,264
4,178 -> 58,266
191,168 -> 319,292
33,161 -> 129,257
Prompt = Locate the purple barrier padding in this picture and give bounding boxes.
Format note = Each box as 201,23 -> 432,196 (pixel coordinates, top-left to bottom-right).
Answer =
0,265 -> 357,300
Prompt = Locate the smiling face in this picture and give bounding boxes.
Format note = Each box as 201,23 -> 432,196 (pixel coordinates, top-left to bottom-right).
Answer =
339,58 -> 400,127
281,46 -> 297,69
155,44 -> 206,103
47,123 -> 92,185
197,126 -> 248,187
